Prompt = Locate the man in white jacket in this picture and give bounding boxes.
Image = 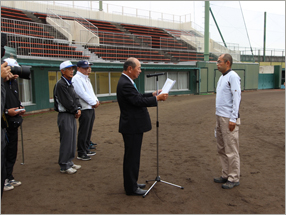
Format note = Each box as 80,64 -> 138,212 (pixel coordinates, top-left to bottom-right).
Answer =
72,60 -> 100,161
214,54 -> 241,189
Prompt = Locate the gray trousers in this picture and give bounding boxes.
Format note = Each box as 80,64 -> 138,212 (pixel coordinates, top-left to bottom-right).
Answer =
57,112 -> 77,170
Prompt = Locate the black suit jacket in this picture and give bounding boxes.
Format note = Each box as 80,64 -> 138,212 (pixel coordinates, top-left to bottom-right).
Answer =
116,74 -> 157,134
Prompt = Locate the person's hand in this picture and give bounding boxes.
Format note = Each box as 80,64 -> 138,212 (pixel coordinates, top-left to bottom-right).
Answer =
156,93 -> 168,101
11,74 -> 19,80
1,61 -> 11,81
18,106 -> 26,116
92,101 -> 100,108
229,121 -> 236,132
152,90 -> 162,96
75,110 -> 81,118
7,107 -> 20,117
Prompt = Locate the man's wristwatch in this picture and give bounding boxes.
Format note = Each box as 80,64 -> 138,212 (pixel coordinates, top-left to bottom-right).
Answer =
5,109 -> 8,115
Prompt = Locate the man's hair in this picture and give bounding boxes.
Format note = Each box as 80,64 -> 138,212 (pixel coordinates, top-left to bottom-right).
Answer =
221,54 -> 233,67
123,57 -> 136,71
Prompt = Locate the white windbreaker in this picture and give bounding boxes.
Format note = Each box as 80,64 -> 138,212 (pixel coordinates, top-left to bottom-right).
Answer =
216,70 -> 241,123
72,71 -> 98,110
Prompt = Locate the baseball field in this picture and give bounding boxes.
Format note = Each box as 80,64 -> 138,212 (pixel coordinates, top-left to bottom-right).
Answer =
1,89 -> 285,214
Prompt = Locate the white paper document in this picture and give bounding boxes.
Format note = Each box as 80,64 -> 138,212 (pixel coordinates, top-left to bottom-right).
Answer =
160,78 -> 176,94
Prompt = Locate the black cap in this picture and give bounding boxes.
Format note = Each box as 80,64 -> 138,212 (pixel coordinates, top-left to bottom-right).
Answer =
77,60 -> 93,68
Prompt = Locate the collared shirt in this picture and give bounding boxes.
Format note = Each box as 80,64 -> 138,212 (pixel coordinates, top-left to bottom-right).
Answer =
216,70 -> 241,123
72,71 -> 98,110
61,75 -> 72,85
122,73 -> 134,84
122,73 -> 138,90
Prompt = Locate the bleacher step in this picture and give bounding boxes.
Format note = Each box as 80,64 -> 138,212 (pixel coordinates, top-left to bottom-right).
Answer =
74,44 -> 92,59
22,10 -> 45,24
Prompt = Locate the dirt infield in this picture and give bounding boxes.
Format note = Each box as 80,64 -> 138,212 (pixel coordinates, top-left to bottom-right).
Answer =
1,89 -> 285,214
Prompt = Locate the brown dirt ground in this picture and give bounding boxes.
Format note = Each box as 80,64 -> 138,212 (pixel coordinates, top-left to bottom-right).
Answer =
1,89 -> 285,214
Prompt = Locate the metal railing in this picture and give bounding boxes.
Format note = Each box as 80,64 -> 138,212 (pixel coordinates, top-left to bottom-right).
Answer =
160,37 -> 189,50
1,17 -> 68,40
46,8 -> 72,36
47,8 -> 98,36
95,31 -> 152,48
87,44 -> 170,62
6,33 -> 88,60
163,48 -> 205,62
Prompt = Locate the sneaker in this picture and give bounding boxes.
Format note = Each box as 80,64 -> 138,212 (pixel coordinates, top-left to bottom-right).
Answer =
89,144 -> 96,150
72,164 -> 81,170
77,154 -> 91,161
9,179 -> 22,187
87,151 -> 96,156
222,181 -> 240,189
90,141 -> 97,146
214,176 -> 228,183
60,167 -> 77,174
4,179 -> 14,191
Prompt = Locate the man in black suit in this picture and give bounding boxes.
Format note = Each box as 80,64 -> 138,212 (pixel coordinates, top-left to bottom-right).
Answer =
116,57 -> 168,196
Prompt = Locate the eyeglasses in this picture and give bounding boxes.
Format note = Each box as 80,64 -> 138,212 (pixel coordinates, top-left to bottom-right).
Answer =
65,67 -> 74,71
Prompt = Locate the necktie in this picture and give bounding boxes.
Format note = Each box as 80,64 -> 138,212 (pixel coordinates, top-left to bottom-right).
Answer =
133,82 -> 138,91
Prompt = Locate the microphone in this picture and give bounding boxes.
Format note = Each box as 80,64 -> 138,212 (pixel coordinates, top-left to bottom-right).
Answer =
146,73 -> 165,78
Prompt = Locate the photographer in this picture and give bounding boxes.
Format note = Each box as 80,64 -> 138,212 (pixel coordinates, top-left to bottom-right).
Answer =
1,61 -> 13,197
3,58 -> 25,191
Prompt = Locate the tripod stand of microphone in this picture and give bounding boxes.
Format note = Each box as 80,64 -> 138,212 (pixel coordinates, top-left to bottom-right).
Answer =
143,73 -> 184,198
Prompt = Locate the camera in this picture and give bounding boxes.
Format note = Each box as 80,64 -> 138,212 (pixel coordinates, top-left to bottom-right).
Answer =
1,33 -> 32,80
9,65 -> 32,80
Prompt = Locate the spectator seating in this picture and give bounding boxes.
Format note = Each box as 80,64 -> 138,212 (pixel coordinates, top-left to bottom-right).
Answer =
33,12 -> 47,22
166,50 -> 212,61
164,29 -> 194,38
86,19 -> 122,34
2,7 -> 208,62
1,7 -> 32,21
33,12 -> 139,47
1,18 -> 54,39
121,23 -> 188,50
7,35 -> 89,59
86,45 -> 170,62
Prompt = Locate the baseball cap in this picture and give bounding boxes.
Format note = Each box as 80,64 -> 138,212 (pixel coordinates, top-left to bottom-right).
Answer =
77,60 -> 93,68
60,60 -> 76,70
4,58 -> 20,67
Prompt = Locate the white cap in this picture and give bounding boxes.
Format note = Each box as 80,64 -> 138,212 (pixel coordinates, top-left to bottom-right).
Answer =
4,58 -> 20,67
60,60 -> 76,70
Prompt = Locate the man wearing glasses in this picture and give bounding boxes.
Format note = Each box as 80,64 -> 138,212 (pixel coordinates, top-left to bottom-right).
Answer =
54,60 -> 82,174
214,54 -> 241,189
72,60 -> 100,161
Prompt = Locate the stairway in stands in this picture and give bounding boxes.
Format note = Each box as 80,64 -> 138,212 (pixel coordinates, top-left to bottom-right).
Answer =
22,10 -> 68,40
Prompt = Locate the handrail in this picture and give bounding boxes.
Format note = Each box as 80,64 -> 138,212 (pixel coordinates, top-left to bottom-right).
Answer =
47,8 -> 71,34
1,17 -> 69,40
73,11 -> 98,36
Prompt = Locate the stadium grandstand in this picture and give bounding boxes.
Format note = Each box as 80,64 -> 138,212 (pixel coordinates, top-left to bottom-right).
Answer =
1,1 -> 284,113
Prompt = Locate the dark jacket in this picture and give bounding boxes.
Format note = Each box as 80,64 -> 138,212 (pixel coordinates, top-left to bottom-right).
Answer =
3,79 -> 23,129
1,78 -> 6,149
54,76 -> 81,114
4,79 -> 21,110
116,74 -> 157,134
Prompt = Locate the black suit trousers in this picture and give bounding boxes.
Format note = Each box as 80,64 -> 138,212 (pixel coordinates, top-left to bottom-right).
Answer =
122,133 -> 143,194
77,109 -> 95,156
5,127 -> 18,181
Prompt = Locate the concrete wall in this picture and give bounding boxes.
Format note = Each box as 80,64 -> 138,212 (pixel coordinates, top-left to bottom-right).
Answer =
1,1 -> 193,31
196,61 -> 259,93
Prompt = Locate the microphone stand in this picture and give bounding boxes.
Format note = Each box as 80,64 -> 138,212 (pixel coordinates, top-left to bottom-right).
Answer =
143,74 -> 183,198
20,124 -> 24,165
